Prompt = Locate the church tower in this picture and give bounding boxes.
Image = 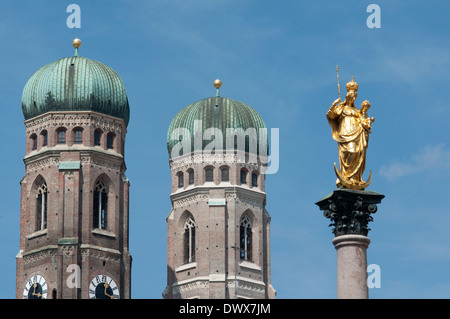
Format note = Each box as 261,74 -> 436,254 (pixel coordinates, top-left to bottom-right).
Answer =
16,39 -> 131,299
163,80 -> 276,299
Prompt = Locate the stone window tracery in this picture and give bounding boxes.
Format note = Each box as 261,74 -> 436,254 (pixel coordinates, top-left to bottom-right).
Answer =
93,180 -> 108,229
183,217 -> 196,264
36,182 -> 48,231
240,215 -> 252,261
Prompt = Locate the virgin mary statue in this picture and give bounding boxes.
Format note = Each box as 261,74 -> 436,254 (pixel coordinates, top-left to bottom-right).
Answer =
326,76 -> 373,190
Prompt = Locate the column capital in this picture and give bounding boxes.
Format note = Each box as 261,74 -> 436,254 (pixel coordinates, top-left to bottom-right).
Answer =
316,188 -> 385,237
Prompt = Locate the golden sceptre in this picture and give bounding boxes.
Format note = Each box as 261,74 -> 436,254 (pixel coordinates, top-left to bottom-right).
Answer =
336,65 -> 341,98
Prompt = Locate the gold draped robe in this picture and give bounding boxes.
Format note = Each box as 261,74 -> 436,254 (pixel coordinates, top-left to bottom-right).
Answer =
327,102 -> 369,186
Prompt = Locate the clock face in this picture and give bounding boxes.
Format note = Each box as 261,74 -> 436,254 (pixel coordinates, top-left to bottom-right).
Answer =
23,275 -> 47,299
88,274 -> 119,299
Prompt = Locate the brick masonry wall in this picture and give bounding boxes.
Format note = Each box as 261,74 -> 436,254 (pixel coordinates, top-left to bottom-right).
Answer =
16,112 -> 131,299
164,153 -> 274,299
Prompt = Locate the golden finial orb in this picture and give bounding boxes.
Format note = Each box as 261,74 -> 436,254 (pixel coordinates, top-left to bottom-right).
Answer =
213,79 -> 222,89
72,38 -> 82,48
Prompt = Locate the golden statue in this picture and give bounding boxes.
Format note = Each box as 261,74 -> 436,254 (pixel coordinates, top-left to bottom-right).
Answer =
326,70 -> 374,190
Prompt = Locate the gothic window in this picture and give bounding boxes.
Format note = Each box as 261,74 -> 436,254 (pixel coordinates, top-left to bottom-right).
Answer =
74,128 -> 83,144
183,217 -> 196,264
221,167 -> 229,182
93,181 -> 108,229
188,169 -> 194,185
57,129 -> 66,144
240,215 -> 252,261
251,172 -> 258,187
107,133 -> 114,149
41,130 -> 48,146
205,168 -> 213,182
94,129 -> 102,146
36,182 -> 48,231
240,169 -> 247,185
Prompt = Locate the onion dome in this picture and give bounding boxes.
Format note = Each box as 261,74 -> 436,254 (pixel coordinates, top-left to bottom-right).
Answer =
21,39 -> 130,126
167,79 -> 268,159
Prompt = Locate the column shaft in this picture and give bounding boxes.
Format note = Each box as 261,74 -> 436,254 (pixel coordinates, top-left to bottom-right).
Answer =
332,234 -> 370,299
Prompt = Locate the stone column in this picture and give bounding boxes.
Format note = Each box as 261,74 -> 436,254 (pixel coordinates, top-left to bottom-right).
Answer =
316,188 -> 384,299
332,234 -> 370,299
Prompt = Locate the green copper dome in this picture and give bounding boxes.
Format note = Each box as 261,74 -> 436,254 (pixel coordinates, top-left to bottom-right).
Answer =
167,95 -> 268,159
22,47 -> 130,126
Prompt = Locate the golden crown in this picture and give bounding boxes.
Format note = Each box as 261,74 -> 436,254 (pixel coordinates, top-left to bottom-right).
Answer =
346,76 -> 358,92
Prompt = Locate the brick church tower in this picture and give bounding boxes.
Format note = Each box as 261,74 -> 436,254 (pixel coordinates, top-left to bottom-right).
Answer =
163,80 -> 276,299
16,39 -> 131,299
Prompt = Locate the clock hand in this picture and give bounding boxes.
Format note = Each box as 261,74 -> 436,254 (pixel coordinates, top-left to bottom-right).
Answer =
104,282 -> 115,299
32,282 -> 42,298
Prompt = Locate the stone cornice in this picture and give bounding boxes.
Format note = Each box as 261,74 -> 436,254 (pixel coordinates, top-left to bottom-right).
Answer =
80,244 -> 121,255
170,276 -> 266,296
169,151 -> 268,173
24,148 -> 124,172
23,245 -> 58,264
24,111 -> 126,135
80,244 -> 121,262
170,186 -> 266,209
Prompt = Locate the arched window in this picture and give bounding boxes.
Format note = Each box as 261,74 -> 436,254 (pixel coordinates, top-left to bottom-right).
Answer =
57,129 -> 66,144
94,129 -> 102,146
183,217 -> 196,264
106,133 -> 114,149
41,130 -> 48,146
205,168 -> 214,182
177,172 -> 184,188
240,215 -> 252,261
188,169 -> 194,185
93,181 -> 108,229
36,182 -> 48,231
31,134 -> 37,150
240,169 -> 247,185
251,172 -> 258,187
221,167 -> 229,182
74,128 -> 83,144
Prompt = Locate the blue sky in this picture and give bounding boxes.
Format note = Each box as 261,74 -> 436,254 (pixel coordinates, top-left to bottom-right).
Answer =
1,0 -> 450,299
